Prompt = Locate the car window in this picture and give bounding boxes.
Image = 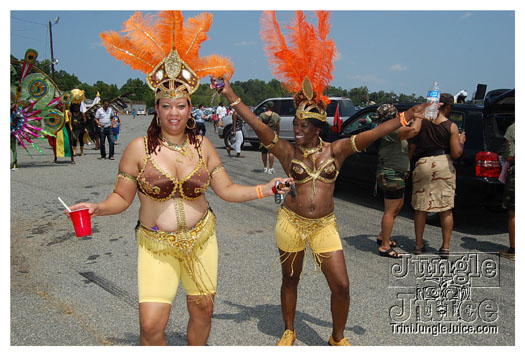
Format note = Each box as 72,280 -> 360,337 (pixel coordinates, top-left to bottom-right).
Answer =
342,110 -> 377,135
326,99 -> 355,117
277,100 -> 296,116
449,111 -> 465,131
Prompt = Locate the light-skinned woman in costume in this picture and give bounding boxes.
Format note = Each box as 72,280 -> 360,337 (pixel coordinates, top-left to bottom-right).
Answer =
218,10 -> 429,346
67,11 -> 292,346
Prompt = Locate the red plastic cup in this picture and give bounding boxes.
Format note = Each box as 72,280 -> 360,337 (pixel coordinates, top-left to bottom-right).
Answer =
70,208 -> 92,237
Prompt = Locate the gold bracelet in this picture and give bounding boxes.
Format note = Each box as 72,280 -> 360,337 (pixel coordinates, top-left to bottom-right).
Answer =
262,132 -> 279,150
256,185 -> 264,199
231,98 -> 241,106
350,134 -> 361,153
399,112 -> 408,126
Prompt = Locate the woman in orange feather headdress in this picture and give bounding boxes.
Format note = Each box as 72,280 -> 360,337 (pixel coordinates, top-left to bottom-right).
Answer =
67,11 -> 293,346
219,10 -> 429,346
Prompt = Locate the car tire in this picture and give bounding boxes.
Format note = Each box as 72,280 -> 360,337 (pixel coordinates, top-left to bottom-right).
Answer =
223,126 -> 244,150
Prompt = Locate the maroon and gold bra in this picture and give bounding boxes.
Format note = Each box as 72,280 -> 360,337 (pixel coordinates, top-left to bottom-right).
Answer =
117,136 -> 211,201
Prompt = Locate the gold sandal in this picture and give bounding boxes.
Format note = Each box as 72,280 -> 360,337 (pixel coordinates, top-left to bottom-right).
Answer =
328,335 -> 351,346
277,329 -> 296,346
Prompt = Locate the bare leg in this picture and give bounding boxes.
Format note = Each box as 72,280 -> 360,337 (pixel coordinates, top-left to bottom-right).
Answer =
186,294 -> 215,345
379,196 -> 404,254
279,249 -> 304,332
414,210 -> 428,249
262,153 -> 268,169
320,250 -> 350,342
439,209 -> 453,250
269,153 -> 275,169
139,302 -> 171,345
509,210 -> 515,249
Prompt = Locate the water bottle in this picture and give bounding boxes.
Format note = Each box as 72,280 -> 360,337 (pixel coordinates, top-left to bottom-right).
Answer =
425,81 -> 440,119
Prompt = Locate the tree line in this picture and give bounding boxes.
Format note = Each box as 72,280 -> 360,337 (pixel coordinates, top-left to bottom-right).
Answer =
12,57 -> 426,108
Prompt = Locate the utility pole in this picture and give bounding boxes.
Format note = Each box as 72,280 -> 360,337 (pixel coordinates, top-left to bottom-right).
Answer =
49,17 -> 59,81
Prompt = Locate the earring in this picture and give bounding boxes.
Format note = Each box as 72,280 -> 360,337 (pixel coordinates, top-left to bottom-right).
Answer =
186,117 -> 196,130
156,116 -> 161,127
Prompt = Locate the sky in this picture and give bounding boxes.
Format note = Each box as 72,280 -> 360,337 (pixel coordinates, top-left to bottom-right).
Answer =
8,2 -> 518,101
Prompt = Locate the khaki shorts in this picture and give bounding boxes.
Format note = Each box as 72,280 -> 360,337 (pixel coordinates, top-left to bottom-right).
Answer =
411,155 -> 456,212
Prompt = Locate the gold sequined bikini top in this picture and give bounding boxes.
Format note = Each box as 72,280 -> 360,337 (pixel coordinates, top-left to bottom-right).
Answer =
290,156 -> 339,185
136,136 -> 210,201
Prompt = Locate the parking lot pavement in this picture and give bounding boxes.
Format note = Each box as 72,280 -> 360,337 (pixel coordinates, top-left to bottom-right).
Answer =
10,117 -> 514,346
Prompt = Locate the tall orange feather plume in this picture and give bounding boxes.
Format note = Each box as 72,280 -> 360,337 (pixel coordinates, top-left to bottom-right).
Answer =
260,10 -> 336,105
100,11 -> 234,80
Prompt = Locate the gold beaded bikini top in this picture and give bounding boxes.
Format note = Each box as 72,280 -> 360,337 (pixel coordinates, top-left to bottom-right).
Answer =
136,136 -> 210,201
290,157 -> 339,185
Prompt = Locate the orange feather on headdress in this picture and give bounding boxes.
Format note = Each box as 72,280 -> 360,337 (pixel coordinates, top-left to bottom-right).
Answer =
100,11 -> 234,81
260,10 -> 336,106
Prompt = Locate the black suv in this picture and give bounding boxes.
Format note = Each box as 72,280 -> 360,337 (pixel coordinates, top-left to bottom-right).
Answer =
331,89 -> 515,211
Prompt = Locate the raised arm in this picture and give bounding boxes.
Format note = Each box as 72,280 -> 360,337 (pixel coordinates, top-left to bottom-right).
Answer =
219,77 -> 295,166
398,117 -> 422,141
332,103 -> 429,165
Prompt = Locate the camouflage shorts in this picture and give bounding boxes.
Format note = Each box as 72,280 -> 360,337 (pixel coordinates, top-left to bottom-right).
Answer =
502,165 -> 515,210
376,167 -> 409,192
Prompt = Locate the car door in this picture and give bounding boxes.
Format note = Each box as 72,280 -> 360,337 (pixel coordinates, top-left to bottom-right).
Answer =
337,108 -> 380,184
275,99 -> 296,140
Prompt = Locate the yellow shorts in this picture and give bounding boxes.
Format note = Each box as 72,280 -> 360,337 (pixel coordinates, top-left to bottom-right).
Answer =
136,213 -> 218,304
275,206 -> 342,254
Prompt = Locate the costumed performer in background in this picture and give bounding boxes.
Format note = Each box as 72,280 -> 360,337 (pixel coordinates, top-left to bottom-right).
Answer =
218,10 -> 429,346
68,11 -> 293,346
10,49 -> 63,169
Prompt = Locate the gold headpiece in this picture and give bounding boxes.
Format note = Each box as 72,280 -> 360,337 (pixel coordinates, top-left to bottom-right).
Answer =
100,11 -> 234,102
260,11 -> 336,122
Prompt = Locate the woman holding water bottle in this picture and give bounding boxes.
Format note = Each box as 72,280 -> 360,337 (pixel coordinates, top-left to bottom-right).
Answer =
408,93 -> 466,258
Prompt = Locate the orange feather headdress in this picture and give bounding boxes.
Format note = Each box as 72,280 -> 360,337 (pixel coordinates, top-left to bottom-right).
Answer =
100,11 -> 234,102
260,11 -> 336,122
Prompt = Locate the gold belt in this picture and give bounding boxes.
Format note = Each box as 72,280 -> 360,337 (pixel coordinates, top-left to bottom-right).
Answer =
279,205 -> 336,241
136,209 -> 215,260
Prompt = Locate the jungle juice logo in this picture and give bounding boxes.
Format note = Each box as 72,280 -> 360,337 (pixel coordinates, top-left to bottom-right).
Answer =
388,253 -> 499,335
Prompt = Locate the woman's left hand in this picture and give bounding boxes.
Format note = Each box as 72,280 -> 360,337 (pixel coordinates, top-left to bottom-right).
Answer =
263,177 -> 295,197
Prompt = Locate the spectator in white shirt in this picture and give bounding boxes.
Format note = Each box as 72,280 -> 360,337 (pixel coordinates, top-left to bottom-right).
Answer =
94,100 -> 116,160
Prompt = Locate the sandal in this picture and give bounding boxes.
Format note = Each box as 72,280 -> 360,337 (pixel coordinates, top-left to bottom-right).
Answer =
438,247 -> 450,259
226,147 -> 232,157
376,237 -> 398,247
378,247 -> 402,259
413,244 -> 426,255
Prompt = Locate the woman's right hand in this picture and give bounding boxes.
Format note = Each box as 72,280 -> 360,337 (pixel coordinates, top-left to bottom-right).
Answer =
67,202 -> 99,218
215,77 -> 235,100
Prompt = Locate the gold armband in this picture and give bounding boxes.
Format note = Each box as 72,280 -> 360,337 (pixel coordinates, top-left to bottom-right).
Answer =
113,172 -> 138,192
262,132 -> 279,150
210,164 -> 225,179
117,171 -> 138,183
350,135 -> 361,153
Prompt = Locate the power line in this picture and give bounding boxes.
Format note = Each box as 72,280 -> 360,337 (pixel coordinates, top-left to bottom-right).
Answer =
11,16 -> 47,26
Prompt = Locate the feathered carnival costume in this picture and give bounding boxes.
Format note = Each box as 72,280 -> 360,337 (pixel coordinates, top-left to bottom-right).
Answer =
10,49 -> 74,167
260,10 -> 336,123
100,11 -> 234,103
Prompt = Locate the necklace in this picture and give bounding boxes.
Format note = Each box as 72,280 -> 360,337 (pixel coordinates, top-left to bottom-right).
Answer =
160,134 -> 188,156
299,137 -> 324,158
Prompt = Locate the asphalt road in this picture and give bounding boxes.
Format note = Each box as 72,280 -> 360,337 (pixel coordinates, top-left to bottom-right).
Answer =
10,114 -> 515,346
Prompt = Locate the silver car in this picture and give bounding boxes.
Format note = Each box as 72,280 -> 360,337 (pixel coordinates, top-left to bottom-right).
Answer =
218,97 -> 356,149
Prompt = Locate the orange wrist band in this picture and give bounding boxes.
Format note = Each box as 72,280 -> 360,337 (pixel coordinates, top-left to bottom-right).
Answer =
400,112 -> 408,126
256,185 -> 264,199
